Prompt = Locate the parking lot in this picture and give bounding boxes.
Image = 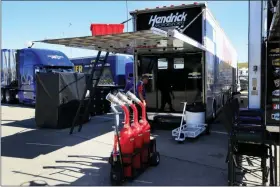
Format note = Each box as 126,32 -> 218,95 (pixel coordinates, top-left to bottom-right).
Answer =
1,104 -> 279,186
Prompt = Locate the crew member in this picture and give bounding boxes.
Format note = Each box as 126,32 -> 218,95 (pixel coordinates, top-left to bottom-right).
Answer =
135,75 -> 149,121
159,79 -> 175,112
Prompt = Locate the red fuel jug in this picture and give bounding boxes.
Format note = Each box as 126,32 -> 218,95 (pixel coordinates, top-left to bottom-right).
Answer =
119,105 -> 135,178
130,104 -> 144,170
138,102 -> 150,164
125,91 -> 151,165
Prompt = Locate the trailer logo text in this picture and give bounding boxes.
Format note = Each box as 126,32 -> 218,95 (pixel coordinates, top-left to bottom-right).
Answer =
188,72 -> 202,79
272,104 -> 280,110
271,113 -> 280,121
148,12 -> 187,28
48,55 -> 64,60
274,79 -> 280,87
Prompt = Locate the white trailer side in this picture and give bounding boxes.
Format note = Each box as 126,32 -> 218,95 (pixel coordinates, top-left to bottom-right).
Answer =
203,6 -> 238,118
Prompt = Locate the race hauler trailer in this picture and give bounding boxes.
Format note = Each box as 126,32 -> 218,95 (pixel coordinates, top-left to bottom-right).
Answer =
129,2 -> 238,122
34,2 -> 238,127
70,54 -> 133,87
1,48 -> 74,104
248,0 -> 280,134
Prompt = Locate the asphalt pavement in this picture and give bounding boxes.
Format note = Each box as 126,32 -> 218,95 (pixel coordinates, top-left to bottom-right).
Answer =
1,104 -> 278,186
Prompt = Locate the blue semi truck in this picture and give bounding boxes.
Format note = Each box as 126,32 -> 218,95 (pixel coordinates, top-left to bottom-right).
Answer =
71,54 -> 133,87
1,48 -> 74,104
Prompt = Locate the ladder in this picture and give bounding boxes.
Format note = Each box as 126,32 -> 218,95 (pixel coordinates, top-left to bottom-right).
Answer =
69,51 -> 110,134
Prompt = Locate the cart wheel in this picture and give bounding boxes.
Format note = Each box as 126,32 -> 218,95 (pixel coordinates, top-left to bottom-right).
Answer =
150,151 -> 160,166
110,170 -> 122,186
108,155 -> 113,165
177,133 -> 185,143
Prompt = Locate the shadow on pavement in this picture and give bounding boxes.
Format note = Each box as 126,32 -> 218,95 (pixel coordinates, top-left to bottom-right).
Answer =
14,155 -> 111,186
1,117 -> 37,129
1,117 -> 115,159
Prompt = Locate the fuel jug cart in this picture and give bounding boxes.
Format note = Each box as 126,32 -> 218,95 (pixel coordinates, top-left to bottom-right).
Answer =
172,102 -> 207,142
106,92 -> 160,186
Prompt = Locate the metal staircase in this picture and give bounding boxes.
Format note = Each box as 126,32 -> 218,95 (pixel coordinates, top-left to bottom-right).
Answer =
69,51 -> 110,134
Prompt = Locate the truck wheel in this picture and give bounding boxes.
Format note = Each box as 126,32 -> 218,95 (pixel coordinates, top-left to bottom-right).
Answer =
1,91 -> 5,103
5,90 -> 11,103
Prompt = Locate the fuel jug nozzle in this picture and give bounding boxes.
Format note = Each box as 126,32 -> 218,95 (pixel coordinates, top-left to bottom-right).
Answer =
117,92 -> 138,122
116,92 -> 133,105
126,91 -> 141,104
106,93 -> 130,127
126,91 -> 146,120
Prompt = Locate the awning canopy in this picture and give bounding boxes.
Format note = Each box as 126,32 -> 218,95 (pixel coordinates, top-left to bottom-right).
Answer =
34,27 -> 206,55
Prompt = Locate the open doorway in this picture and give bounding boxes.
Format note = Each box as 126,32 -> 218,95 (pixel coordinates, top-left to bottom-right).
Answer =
137,52 -> 203,113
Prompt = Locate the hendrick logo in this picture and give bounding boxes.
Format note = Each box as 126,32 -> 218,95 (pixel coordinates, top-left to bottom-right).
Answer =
149,12 -> 187,28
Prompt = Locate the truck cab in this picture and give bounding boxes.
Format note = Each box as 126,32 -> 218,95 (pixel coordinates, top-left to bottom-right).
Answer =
1,48 -> 74,104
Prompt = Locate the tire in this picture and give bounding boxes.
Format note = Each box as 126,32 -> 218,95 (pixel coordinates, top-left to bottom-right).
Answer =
110,170 -> 122,186
150,151 -> 160,166
177,133 -> 185,143
1,90 -> 5,103
110,163 -> 123,186
212,101 -> 217,119
5,90 -> 11,103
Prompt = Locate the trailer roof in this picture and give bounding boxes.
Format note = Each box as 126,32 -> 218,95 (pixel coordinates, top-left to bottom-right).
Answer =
129,2 -> 206,15
34,27 -> 206,55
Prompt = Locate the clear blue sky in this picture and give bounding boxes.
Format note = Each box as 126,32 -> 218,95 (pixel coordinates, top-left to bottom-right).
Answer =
2,1 -> 248,62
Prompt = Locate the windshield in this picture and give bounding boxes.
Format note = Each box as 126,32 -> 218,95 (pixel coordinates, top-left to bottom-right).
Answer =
74,65 -> 114,85
93,67 -> 114,85
37,66 -> 73,73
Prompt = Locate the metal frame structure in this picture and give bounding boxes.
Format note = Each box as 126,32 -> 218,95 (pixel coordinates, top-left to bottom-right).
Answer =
220,98 -> 278,186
